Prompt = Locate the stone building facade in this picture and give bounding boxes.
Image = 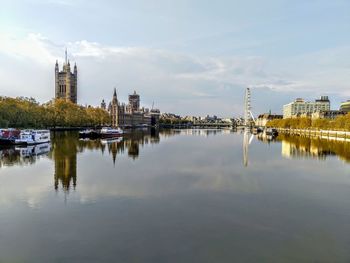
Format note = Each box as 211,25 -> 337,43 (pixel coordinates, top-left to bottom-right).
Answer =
55,50 -> 78,103
105,89 -> 160,128
311,110 -> 346,120
256,114 -> 283,127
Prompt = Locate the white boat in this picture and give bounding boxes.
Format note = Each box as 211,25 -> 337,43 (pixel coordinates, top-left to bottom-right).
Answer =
16,143 -> 51,157
100,127 -> 123,138
15,130 -> 51,145
79,129 -> 99,139
101,137 -> 123,145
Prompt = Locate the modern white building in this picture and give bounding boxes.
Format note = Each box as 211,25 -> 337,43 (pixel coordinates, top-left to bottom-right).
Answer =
283,96 -> 330,118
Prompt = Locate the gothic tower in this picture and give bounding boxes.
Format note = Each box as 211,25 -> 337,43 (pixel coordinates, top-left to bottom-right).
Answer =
54,49 -> 78,103
110,88 -> 119,127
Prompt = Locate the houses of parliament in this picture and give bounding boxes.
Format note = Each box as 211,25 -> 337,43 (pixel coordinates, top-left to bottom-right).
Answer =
54,50 -> 160,127
55,50 -> 78,103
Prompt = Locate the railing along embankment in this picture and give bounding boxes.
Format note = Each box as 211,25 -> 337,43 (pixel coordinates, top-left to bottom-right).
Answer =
275,128 -> 350,141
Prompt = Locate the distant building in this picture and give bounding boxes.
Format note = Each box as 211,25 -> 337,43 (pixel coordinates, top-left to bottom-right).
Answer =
311,110 -> 346,119
256,114 -> 283,127
104,89 -> 159,127
283,96 -> 330,118
128,91 -> 140,111
100,99 -> 106,110
55,49 -> 78,103
340,100 -> 350,112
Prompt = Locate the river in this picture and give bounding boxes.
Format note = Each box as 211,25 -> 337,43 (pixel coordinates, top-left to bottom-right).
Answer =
0,129 -> 350,262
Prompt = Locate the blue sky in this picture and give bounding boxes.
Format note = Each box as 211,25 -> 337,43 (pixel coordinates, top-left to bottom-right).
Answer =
1,0 -> 350,116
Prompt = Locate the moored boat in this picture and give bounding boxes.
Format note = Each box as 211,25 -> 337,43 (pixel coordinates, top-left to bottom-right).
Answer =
79,129 -> 99,139
0,129 -> 21,145
264,128 -> 278,136
15,130 -> 51,145
100,127 -> 123,138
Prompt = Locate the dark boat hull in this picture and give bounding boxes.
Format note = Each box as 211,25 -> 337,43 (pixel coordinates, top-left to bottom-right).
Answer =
100,133 -> 122,139
0,138 -> 20,145
0,138 -> 50,146
79,131 -> 100,139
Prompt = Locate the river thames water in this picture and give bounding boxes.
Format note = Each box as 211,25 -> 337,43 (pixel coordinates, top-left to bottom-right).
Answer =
1,129 -> 350,262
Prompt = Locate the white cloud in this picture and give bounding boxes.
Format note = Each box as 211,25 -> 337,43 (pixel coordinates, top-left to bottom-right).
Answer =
0,32 -> 349,115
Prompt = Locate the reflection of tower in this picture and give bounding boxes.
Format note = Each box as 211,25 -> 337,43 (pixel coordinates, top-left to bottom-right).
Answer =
52,132 -> 77,191
110,141 -> 118,164
244,88 -> 255,126
128,141 -> 139,159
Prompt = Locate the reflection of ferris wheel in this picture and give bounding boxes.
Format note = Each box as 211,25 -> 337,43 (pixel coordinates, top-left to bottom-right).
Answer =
243,87 -> 255,166
244,88 -> 255,126
243,129 -> 254,167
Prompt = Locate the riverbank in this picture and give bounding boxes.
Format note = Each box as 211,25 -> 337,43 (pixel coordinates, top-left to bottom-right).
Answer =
275,127 -> 350,141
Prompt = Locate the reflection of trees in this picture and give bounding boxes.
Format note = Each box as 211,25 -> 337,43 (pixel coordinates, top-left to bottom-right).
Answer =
275,134 -> 350,162
1,129 -> 166,191
49,129 -> 162,191
0,147 -> 22,168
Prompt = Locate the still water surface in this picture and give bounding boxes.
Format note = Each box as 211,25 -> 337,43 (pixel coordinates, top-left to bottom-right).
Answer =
1,129 -> 350,262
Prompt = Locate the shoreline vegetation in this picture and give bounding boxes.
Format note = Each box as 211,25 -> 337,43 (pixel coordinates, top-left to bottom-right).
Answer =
266,115 -> 350,131
0,96 -> 109,129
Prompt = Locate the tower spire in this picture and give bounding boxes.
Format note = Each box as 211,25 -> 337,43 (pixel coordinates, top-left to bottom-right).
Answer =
65,48 -> 68,65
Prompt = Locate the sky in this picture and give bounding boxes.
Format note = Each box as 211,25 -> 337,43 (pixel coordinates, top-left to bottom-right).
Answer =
0,0 -> 350,117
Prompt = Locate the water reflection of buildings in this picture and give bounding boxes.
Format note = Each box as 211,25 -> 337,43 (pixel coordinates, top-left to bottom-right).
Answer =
103,129 -> 161,162
0,130 -> 166,192
180,129 -> 231,136
257,134 -> 350,162
51,132 -> 78,191
50,129 -> 163,192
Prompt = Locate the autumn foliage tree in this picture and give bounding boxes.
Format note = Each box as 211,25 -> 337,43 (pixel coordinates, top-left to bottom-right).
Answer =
0,96 -> 110,128
266,114 -> 350,131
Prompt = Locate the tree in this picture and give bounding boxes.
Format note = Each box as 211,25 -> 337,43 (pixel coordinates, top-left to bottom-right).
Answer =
0,96 -> 110,128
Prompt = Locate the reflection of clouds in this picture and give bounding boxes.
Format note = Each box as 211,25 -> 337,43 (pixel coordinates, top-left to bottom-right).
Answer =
0,160 -> 53,208
0,130 -> 263,206
179,129 -> 232,136
3,131 -> 350,208
74,134 -> 263,202
74,170 -> 263,203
